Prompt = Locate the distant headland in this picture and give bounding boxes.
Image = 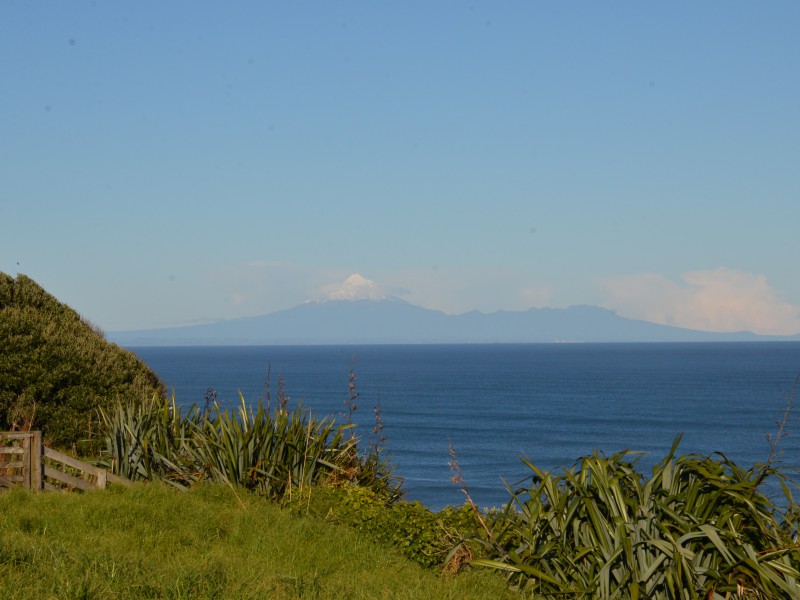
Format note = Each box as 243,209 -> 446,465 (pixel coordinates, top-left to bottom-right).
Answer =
108,297 -> 800,346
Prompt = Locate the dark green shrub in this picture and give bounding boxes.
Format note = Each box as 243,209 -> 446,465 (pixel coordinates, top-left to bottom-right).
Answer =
0,273 -> 165,448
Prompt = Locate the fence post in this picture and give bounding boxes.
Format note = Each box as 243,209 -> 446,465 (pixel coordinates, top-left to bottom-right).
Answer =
21,434 -> 31,490
96,468 -> 107,490
31,431 -> 43,491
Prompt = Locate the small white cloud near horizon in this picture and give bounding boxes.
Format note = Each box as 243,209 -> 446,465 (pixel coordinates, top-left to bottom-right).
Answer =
601,268 -> 800,336
318,273 -> 388,301
522,285 -> 554,308
230,292 -> 248,306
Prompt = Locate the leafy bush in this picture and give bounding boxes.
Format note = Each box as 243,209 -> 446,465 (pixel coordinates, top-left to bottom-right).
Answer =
0,273 -> 165,448
471,436 -> 800,599
291,483 -> 480,569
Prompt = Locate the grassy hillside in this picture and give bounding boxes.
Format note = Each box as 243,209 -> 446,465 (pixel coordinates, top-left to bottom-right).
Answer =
0,273 -> 165,448
0,483 -> 514,599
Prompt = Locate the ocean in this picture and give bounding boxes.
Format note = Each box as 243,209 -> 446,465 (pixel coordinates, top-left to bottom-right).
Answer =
130,342 -> 800,510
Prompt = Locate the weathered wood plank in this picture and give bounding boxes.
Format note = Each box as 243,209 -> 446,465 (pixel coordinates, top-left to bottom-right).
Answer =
0,432 -> 36,440
0,433 -> 117,493
43,447 -> 103,478
43,465 -> 95,491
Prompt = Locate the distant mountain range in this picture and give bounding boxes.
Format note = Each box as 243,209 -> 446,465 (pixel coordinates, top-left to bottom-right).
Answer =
108,298 -> 800,346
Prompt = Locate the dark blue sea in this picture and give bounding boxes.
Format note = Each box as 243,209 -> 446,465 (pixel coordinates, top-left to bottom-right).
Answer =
130,343 -> 800,510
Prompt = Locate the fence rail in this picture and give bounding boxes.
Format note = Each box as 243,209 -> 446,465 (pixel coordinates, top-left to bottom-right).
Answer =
0,431 -> 126,492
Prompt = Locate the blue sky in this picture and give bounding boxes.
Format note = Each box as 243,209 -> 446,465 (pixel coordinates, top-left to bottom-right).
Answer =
2,2 -> 799,334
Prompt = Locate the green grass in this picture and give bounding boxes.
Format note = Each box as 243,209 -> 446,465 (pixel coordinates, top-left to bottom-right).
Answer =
0,483 -> 514,599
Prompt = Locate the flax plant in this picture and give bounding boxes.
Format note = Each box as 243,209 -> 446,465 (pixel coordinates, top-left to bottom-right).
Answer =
472,436 -> 800,599
100,393 -> 197,488
183,394 -> 358,499
99,391 -> 396,502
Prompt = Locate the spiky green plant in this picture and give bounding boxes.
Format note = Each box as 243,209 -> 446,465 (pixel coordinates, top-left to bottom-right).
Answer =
471,436 -> 800,599
99,392 -> 401,502
100,393 -> 196,488
183,395 -> 359,499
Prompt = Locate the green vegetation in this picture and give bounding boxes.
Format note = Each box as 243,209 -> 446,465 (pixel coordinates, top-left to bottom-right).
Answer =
99,392 -> 800,597
470,437 -> 800,599
3,273 -> 800,598
97,393 -> 483,571
288,484 -> 480,570
0,483 -> 514,599
0,273 -> 165,448
99,392 -> 402,502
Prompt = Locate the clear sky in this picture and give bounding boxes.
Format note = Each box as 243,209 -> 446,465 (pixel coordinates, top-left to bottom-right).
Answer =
2,2 -> 799,335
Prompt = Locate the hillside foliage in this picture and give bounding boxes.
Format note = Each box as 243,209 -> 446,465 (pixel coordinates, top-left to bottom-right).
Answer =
0,273 -> 165,448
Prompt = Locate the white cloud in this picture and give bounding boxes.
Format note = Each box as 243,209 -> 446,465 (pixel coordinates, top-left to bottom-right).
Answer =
318,274 -> 387,301
601,268 -> 800,335
230,292 -> 248,306
522,285 -> 554,308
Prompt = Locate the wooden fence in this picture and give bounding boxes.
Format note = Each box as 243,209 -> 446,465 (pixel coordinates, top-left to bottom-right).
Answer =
0,431 -> 127,492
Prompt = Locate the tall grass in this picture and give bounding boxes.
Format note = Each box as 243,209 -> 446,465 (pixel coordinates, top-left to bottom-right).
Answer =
0,483 -> 514,599
471,435 -> 800,598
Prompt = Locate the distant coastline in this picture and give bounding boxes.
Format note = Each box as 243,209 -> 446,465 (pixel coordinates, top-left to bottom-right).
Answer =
108,298 -> 800,347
